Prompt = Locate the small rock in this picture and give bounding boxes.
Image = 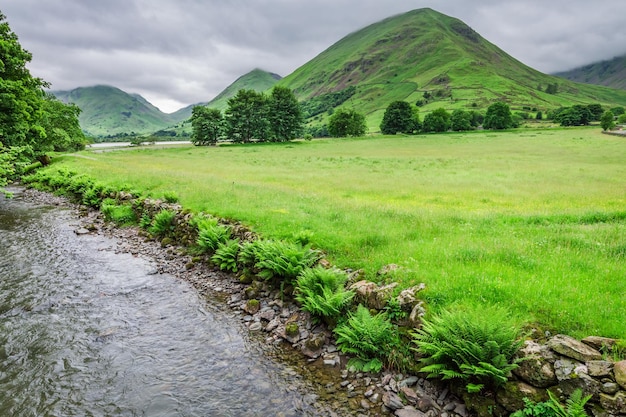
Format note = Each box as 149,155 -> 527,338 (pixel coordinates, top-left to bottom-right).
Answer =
581,336 -> 618,351
601,382 -> 619,395
383,391 -> 405,410
395,406 -> 426,417
454,403 -> 468,417
586,360 -> 613,377
400,386 -> 419,404
249,322 -> 263,331
360,399 -> 371,410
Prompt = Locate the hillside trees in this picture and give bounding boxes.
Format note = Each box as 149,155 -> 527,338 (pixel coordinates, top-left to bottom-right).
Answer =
450,109 -> 473,131
422,108 -> 451,133
268,86 -> 304,141
328,108 -> 367,137
380,101 -> 420,134
483,102 -> 515,130
225,89 -> 270,143
191,106 -> 223,145
1,11 -> 85,191
600,111 -> 615,131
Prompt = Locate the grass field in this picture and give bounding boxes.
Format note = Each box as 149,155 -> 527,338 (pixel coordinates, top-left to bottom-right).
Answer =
53,127 -> 626,338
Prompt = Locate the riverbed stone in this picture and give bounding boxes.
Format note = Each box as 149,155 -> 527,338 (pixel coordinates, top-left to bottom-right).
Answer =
383,391 -> 405,410
394,405 -> 426,417
548,334 -> 602,362
615,361 -> 626,390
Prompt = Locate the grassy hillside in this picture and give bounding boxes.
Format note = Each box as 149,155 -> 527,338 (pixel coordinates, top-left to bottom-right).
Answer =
171,68 -> 282,121
278,8 -> 626,131
45,127 -> 626,338
555,54 -> 626,90
52,85 -> 184,137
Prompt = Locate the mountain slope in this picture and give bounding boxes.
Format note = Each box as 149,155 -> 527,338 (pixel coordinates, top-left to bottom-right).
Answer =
277,8 -> 626,129
171,68 -> 281,120
554,54 -> 626,90
52,85 -> 185,137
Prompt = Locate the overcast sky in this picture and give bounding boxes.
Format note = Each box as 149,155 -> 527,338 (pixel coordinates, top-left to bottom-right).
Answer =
3,1 -> 626,113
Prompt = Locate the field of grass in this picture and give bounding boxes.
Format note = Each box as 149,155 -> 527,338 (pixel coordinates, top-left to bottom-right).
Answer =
53,127 -> 626,338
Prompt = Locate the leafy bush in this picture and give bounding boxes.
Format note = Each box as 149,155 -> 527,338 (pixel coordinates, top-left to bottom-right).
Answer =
162,191 -> 179,203
295,267 -> 354,323
148,209 -> 176,237
512,389 -> 591,417
211,239 -> 240,272
197,222 -> 232,253
412,304 -> 523,393
334,305 -> 399,373
251,240 -> 321,283
101,200 -> 137,226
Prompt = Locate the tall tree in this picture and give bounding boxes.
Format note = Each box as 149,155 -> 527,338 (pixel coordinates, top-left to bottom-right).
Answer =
483,102 -> 514,130
191,106 -> 223,145
268,86 -> 303,142
328,108 -> 366,137
380,101 -> 419,134
450,109 -> 473,131
422,108 -> 451,133
600,111 -> 615,131
225,89 -> 269,143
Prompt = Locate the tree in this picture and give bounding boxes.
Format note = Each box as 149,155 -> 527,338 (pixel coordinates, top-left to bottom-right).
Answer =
191,106 -> 223,145
554,105 -> 592,126
450,109 -> 472,132
268,86 -> 303,142
328,108 -> 366,137
0,12 -> 47,149
600,110 -> 615,131
610,106 -> 624,116
39,94 -> 86,152
536,111 -> 543,120
586,104 -> 604,121
225,89 -> 269,143
483,102 -> 514,130
422,108 -> 450,133
380,101 -> 419,134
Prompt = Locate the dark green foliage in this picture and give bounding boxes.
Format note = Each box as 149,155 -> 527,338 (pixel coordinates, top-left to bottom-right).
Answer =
328,108 -> 367,137
610,106 -> 625,116
148,209 -> 176,237
552,105 -> 592,126
101,200 -> 137,226
225,89 -> 270,143
600,111 -> 615,131
334,305 -> 399,373
268,86 -> 304,141
380,101 -> 420,134
483,102 -> 515,130
513,389 -> 590,417
412,304 -> 523,393
191,106 -> 223,145
295,267 -> 354,323
586,103 -> 604,121
211,239 -> 240,272
300,86 -> 356,118
239,239 -> 320,284
450,109 -> 473,131
197,221 -> 232,253
422,108 -> 451,132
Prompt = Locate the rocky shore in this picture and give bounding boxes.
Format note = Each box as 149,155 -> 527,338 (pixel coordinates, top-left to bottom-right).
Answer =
20,187 -> 468,417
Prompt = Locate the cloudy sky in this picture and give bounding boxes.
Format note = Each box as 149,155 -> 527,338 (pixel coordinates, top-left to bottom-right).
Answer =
3,1 -> 626,113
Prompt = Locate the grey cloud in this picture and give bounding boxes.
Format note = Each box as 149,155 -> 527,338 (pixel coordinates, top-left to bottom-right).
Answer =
3,0 -> 625,112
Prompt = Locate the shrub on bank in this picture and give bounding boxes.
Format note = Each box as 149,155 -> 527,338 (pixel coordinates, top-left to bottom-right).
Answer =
294,266 -> 354,325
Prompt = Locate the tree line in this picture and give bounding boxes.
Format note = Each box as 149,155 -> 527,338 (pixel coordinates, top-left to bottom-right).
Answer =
1,11 -> 86,193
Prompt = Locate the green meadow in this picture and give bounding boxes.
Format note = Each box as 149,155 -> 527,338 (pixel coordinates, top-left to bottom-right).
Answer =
54,127 -> 626,338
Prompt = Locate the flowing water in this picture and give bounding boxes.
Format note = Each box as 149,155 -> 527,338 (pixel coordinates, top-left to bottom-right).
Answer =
0,188 -> 334,417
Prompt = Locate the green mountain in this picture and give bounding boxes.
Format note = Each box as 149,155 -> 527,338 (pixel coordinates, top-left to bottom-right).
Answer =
554,54 -> 626,90
171,68 -> 281,121
52,85 -> 185,137
277,8 -> 626,129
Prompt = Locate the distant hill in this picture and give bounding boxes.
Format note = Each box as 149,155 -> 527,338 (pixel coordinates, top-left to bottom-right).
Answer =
171,68 -> 282,121
277,8 -> 626,129
52,85 -> 186,137
554,54 -> 626,90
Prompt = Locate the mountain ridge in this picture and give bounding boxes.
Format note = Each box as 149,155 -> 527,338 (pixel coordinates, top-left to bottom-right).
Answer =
554,54 -> 626,90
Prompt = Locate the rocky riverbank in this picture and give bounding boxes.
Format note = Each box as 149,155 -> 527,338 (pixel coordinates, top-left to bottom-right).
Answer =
20,187 -> 467,417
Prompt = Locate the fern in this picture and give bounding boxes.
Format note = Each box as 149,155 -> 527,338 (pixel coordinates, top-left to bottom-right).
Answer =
334,305 -> 399,372
252,240 -> 321,284
412,304 -> 523,392
197,222 -> 232,253
148,209 -> 176,237
547,389 -> 591,417
211,239 -> 240,272
295,267 -> 354,322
